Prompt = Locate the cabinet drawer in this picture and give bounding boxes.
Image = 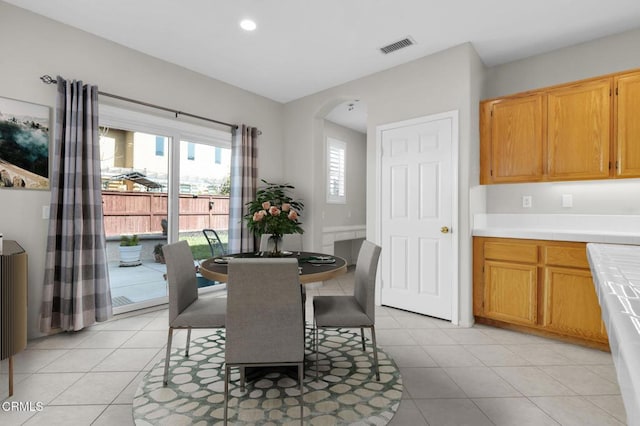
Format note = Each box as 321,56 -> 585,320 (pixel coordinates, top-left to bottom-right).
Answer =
544,245 -> 589,268
484,241 -> 538,263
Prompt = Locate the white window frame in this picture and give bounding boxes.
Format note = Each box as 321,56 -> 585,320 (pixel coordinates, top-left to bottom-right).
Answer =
326,137 -> 346,204
99,104 -> 232,312
100,105 -> 231,241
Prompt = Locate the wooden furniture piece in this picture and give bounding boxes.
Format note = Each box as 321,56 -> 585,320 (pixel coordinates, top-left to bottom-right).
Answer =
473,237 -> 608,349
200,251 -> 347,285
480,93 -> 545,183
1,240 -> 28,397
615,72 -> 640,177
546,78 -> 611,180
480,68 -> 640,184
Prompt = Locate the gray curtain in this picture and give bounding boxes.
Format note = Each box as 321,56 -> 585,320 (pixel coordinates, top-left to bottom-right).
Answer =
40,76 -> 112,333
229,125 -> 258,253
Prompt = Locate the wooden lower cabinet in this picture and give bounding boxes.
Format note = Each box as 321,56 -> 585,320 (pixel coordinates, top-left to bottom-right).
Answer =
474,237 -> 608,349
543,266 -> 607,341
484,261 -> 537,326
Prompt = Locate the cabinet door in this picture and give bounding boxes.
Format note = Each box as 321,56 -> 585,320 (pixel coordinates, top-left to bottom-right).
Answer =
486,95 -> 545,183
547,78 -> 612,180
543,266 -> 607,341
484,260 -> 537,325
615,72 -> 640,177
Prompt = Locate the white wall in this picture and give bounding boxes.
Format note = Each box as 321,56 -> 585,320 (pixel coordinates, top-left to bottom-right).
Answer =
283,43 -> 484,326
8,0 -> 637,337
483,27 -> 640,215
322,120 -> 366,227
0,1 -> 285,339
486,180 -> 640,214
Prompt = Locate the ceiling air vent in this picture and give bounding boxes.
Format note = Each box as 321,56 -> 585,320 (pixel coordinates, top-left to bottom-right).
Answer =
380,36 -> 415,54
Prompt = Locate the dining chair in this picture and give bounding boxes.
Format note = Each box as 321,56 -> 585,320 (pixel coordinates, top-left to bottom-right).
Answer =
259,233 -> 307,324
312,240 -> 382,380
259,233 -> 303,253
203,228 -> 226,257
223,258 -> 305,425
162,240 -> 226,386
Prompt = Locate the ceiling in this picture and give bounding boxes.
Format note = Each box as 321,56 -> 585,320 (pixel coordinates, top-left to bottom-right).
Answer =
5,0 -> 640,129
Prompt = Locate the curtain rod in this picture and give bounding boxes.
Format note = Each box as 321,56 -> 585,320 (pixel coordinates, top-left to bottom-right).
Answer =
40,75 -> 239,131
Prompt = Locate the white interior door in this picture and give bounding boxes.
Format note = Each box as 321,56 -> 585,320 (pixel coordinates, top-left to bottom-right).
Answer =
379,112 -> 457,320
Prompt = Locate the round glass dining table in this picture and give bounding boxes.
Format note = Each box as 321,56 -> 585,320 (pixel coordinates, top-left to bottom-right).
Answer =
199,251 -> 347,284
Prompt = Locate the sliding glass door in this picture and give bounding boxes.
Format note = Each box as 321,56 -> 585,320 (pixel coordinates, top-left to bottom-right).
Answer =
100,105 -> 232,313
177,140 -> 231,290
100,128 -> 170,312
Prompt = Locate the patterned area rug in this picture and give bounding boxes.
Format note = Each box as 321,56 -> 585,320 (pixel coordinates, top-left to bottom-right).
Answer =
133,328 -> 402,425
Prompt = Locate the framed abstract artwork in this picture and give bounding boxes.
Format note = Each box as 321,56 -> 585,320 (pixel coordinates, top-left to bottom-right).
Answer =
0,96 -> 50,190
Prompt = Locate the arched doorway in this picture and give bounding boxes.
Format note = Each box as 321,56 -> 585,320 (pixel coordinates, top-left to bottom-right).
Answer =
310,98 -> 368,264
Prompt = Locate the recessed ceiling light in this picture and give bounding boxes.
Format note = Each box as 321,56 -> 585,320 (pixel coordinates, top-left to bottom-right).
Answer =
240,19 -> 257,31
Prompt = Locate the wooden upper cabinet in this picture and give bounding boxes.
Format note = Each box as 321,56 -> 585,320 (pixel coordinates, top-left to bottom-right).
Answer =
615,72 -> 640,178
547,78 -> 612,180
479,69 -> 640,184
484,95 -> 545,183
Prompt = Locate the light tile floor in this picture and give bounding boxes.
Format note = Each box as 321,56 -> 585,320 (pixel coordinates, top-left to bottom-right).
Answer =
0,269 -> 627,425
107,260 -> 168,304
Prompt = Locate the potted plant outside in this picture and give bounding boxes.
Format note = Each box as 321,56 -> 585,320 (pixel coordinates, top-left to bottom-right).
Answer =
119,234 -> 142,267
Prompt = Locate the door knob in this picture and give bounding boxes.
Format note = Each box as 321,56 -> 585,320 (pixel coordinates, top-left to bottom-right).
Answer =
441,226 -> 450,234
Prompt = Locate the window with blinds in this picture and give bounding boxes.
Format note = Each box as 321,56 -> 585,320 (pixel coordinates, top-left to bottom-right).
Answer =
327,137 -> 346,203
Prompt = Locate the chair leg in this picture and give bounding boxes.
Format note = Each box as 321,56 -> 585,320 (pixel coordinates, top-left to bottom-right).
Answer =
370,325 -> 380,381
163,327 -> 174,386
301,286 -> 307,327
360,327 -> 366,351
240,367 -> 245,392
298,362 -> 304,424
185,327 -> 192,357
315,324 -> 319,381
223,364 -> 230,426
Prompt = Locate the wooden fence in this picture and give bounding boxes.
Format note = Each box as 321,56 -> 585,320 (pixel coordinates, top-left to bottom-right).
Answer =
102,191 -> 229,237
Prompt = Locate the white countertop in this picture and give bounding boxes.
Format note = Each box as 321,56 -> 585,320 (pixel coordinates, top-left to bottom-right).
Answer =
586,243 -> 640,424
473,214 -> 640,244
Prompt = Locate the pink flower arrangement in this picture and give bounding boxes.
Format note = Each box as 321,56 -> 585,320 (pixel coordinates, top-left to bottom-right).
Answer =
245,181 -> 304,239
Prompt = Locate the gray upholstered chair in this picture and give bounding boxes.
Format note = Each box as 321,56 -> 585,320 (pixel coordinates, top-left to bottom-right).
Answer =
312,240 -> 382,380
162,240 -> 226,386
224,258 -> 305,424
260,233 -> 308,324
259,233 -> 303,253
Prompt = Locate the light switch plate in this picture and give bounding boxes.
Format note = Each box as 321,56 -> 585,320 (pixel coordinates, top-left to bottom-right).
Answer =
562,194 -> 573,208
